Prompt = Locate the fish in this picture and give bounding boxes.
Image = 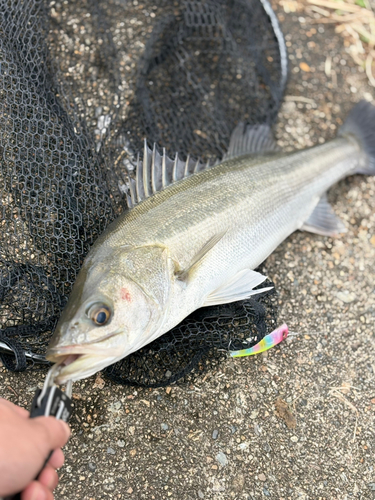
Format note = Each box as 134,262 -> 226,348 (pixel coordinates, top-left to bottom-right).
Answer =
46,100 -> 375,383
230,324 -> 289,357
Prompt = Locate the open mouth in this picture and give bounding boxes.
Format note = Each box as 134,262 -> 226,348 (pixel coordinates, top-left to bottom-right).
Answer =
46,330 -> 124,382
60,353 -> 82,367
47,349 -> 119,383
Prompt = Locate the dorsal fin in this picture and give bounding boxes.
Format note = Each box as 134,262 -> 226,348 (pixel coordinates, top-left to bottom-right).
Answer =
224,123 -> 279,160
122,140 -> 208,208
121,122 -> 279,208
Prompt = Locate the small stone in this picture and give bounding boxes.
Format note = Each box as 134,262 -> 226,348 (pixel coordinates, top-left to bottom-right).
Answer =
109,401 -> 121,412
79,476 -> 85,481
97,115 -> 105,130
291,436 -> 298,443
88,462 -> 96,472
299,62 -> 311,72
93,373 -> 105,389
231,474 -> 245,491
117,440 -> 125,447
161,423 -> 169,431
129,449 -> 137,457
212,480 -> 225,492
368,483 -> 375,491
250,410 -> 259,419
337,291 -> 356,303
275,398 -> 297,429
370,235 -> 375,247
107,447 -> 116,455
212,429 -> 219,439
215,451 -> 228,466
198,490 -> 204,499
254,423 -> 261,436
263,487 -> 271,496
127,487 -> 133,494
259,473 -> 266,482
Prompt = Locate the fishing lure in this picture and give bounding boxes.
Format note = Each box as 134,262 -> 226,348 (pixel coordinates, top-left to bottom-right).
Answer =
230,324 -> 288,357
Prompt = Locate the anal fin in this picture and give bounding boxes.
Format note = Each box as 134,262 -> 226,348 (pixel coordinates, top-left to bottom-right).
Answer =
203,269 -> 273,307
301,194 -> 347,237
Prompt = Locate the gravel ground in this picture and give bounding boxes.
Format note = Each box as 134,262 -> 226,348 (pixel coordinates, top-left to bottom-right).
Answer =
1,1 -> 375,499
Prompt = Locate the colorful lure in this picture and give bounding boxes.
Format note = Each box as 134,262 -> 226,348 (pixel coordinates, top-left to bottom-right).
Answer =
230,324 -> 289,358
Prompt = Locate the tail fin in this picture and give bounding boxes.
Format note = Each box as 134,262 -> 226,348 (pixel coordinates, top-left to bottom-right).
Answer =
339,100 -> 375,175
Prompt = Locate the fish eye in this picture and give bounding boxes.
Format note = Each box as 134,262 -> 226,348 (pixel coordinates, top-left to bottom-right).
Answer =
87,304 -> 112,326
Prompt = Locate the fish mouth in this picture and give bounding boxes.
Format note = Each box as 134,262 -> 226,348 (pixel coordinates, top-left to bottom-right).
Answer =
46,332 -> 124,383
48,350 -> 119,383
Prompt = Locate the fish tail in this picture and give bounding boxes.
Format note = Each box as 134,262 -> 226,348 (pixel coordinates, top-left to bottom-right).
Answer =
339,100 -> 375,175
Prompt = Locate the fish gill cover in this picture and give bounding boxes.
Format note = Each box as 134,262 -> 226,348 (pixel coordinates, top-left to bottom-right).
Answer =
0,0 -> 286,386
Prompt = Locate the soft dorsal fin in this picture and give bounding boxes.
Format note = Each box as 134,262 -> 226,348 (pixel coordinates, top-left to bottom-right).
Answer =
301,193 -> 347,237
224,123 -> 279,160
122,140 -> 208,208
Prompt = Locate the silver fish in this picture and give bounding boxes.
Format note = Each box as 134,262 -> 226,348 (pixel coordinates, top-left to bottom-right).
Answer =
47,100 -> 375,383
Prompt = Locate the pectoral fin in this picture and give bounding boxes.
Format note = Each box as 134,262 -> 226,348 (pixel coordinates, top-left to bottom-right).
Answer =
203,269 -> 273,307
176,231 -> 227,282
301,194 -> 347,236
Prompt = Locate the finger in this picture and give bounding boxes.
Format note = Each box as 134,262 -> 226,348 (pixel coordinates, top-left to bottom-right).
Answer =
47,448 -> 65,469
21,481 -> 54,500
0,398 -> 29,418
32,416 -> 70,454
38,465 -> 59,491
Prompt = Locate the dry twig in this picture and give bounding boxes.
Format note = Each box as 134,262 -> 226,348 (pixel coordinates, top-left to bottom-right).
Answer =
328,386 -> 359,442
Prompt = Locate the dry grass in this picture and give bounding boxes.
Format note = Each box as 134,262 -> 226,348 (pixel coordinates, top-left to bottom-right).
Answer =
281,0 -> 375,86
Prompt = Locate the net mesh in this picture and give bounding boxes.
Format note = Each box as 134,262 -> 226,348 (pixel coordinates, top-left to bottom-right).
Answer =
0,0 -> 286,386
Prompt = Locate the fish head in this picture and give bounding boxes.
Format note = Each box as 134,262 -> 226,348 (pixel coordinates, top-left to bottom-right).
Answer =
47,245 -> 173,383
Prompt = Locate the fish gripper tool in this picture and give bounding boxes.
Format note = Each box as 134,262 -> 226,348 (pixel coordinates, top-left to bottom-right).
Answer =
4,367 -> 73,500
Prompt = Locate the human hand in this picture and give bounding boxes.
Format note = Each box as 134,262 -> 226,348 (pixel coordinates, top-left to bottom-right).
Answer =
0,398 -> 71,499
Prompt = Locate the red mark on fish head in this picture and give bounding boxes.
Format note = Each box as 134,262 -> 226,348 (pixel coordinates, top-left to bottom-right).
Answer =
120,288 -> 132,302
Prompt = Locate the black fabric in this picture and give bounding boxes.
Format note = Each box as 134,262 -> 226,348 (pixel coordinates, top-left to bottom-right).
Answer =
0,0 -> 286,386
0,334 -> 27,371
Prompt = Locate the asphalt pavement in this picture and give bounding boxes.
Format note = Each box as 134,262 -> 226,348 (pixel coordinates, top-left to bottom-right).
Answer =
0,1 -> 374,499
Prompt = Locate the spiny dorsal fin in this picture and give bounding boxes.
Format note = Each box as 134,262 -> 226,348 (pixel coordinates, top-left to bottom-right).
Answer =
224,123 -> 279,160
122,122 -> 279,208
122,140 -> 207,208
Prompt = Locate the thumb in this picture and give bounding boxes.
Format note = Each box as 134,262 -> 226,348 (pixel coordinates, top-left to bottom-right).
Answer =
31,417 -> 71,456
